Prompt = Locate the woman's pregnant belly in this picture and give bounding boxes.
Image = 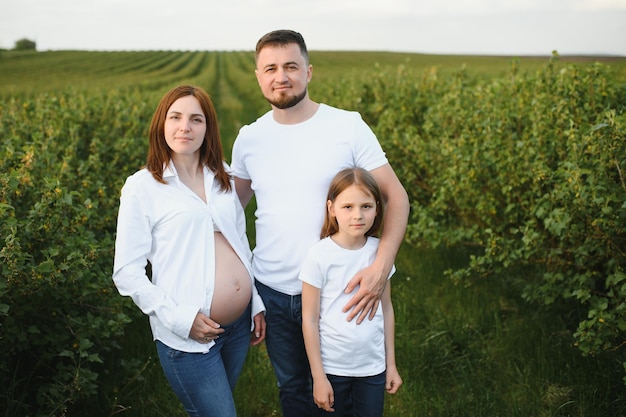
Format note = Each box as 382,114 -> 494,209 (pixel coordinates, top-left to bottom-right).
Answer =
210,232 -> 252,325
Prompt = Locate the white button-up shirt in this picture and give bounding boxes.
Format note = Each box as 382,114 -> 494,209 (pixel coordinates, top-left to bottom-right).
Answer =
113,162 -> 264,352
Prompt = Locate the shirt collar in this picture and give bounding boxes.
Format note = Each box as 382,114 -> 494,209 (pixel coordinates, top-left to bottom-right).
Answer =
162,160 -> 217,182
163,161 -> 177,179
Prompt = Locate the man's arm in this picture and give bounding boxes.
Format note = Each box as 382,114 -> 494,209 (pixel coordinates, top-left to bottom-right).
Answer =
234,177 -> 254,208
342,163 -> 409,323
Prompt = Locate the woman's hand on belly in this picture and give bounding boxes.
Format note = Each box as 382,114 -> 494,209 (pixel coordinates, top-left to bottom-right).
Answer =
189,312 -> 224,343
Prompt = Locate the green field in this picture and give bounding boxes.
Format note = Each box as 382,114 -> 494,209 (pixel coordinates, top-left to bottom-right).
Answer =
1,50 -> 625,417
3,49 -> 625,94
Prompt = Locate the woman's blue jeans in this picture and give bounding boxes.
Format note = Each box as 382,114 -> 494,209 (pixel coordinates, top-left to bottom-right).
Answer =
156,304 -> 251,417
314,372 -> 386,417
255,280 -> 315,417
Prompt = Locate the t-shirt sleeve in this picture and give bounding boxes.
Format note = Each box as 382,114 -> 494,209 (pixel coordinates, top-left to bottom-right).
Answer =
230,127 -> 250,180
352,112 -> 389,171
298,248 -> 324,289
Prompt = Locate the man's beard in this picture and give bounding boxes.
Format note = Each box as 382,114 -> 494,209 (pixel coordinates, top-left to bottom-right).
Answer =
266,88 -> 307,109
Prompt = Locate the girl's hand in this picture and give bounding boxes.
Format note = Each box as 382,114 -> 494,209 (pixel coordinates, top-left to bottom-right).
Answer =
313,377 -> 335,412
385,366 -> 403,394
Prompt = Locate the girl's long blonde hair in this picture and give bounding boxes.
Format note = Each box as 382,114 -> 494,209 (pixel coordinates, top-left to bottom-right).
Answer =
320,167 -> 384,239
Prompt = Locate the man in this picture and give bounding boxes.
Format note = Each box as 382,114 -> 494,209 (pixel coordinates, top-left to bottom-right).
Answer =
231,29 -> 410,416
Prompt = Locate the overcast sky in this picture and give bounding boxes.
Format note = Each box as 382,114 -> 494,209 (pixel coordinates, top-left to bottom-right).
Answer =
2,0 -> 625,56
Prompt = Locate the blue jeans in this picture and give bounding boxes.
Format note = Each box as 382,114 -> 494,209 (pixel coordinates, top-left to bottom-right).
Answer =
156,304 -> 251,417
255,280 -> 315,417
314,372 -> 386,417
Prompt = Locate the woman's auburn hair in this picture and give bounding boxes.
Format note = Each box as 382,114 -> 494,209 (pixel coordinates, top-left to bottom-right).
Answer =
145,85 -> 231,192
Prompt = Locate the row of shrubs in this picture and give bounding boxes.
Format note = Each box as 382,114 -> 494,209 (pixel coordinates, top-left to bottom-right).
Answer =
337,55 -> 626,374
1,54 -> 624,415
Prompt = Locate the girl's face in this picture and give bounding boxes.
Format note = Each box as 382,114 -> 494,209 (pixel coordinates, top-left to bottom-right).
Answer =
328,184 -> 377,242
164,95 -> 206,157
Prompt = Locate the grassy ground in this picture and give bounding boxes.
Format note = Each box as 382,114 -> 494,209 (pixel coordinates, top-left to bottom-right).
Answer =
101,244 -> 625,417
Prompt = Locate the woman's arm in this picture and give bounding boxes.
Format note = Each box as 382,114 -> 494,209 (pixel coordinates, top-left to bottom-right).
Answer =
113,188 -> 200,340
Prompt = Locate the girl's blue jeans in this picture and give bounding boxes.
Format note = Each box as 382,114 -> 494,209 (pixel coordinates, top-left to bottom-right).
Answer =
314,372 -> 386,417
156,304 -> 251,417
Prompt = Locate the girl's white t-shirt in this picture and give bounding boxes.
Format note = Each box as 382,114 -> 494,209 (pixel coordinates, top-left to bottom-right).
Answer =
299,236 -> 395,377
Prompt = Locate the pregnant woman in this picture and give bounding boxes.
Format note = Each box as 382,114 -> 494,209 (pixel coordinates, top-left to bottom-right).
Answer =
112,85 -> 265,417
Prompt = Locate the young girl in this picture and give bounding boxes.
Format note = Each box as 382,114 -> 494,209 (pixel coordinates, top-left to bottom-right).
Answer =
300,167 -> 402,416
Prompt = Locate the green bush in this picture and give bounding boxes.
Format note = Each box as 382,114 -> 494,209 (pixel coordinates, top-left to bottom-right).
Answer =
0,90 -> 148,416
14,38 -> 36,51
361,56 -> 626,375
1,51 -> 625,415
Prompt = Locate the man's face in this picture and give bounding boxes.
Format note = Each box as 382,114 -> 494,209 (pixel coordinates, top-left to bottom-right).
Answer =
255,43 -> 312,109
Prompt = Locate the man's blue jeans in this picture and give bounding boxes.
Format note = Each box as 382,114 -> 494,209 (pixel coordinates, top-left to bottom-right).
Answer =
255,280 -> 315,417
156,304 -> 251,417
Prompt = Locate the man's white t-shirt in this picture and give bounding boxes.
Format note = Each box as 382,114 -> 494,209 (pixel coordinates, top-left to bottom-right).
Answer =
299,236 -> 395,376
231,104 -> 388,295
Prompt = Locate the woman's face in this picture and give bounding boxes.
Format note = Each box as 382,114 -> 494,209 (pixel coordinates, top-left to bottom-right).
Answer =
164,95 -> 206,157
